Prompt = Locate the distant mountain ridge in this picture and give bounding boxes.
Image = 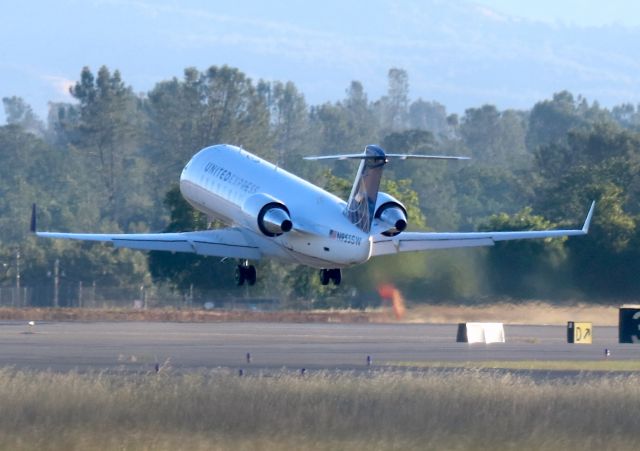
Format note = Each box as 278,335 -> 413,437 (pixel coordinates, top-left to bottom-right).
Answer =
1,0 -> 639,122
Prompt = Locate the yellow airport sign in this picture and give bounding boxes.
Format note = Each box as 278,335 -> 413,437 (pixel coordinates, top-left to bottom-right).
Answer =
567,321 -> 593,344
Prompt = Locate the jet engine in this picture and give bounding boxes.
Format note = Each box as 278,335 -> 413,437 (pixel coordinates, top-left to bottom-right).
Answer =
242,193 -> 292,237
374,192 -> 407,237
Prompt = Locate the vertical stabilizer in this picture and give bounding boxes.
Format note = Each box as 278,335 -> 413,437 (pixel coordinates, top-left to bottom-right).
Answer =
345,145 -> 387,233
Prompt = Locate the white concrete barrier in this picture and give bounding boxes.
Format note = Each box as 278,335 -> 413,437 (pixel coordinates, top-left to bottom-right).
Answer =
456,322 -> 505,344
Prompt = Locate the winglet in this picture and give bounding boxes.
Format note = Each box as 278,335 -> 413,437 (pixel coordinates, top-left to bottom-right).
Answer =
582,201 -> 595,233
30,203 -> 37,233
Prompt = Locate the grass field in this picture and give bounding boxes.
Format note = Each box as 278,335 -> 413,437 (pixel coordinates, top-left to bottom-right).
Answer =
389,360 -> 640,371
0,368 -> 639,450
405,302 -> 619,325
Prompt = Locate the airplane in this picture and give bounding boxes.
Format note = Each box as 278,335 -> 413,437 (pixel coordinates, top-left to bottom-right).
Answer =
31,144 -> 595,286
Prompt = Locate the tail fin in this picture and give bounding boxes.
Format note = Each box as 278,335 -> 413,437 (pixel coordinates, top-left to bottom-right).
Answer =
305,146 -> 469,233
345,145 -> 387,233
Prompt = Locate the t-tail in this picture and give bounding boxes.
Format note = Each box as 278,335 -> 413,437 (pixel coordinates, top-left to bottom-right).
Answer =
305,145 -> 469,234
345,145 -> 387,233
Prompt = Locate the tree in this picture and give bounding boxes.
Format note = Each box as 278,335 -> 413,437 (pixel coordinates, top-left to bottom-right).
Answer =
343,81 -> 378,148
307,81 -> 379,182
526,91 -> 609,151
460,105 -> 529,168
612,103 -> 640,131
453,165 -> 535,230
381,128 -> 461,230
308,102 -> 353,180
383,68 -> 409,131
564,182 -> 637,297
202,66 -> 271,153
409,99 -> 452,139
479,208 -> 568,299
146,66 -> 272,190
2,96 -> 44,136
382,129 -> 435,153
0,124 -> 51,242
321,169 -> 351,200
68,66 -> 148,227
530,117 -> 640,299
258,80 -> 309,169
535,122 -> 640,215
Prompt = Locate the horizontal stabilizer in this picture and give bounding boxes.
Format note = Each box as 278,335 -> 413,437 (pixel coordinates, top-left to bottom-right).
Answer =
304,153 -> 469,161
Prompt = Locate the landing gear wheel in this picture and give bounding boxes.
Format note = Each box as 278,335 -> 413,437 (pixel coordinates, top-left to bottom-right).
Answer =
330,268 -> 341,286
320,269 -> 341,286
246,265 -> 257,286
319,269 -> 330,286
235,265 -> 246,286
236,263 -> 257,286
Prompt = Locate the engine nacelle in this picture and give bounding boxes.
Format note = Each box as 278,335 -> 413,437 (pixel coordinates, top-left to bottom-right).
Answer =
374,192 -> 408,237
242,193 -> 292,237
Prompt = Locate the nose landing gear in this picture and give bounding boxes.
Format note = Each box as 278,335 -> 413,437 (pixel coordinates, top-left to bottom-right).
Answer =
319,268 -> 341,286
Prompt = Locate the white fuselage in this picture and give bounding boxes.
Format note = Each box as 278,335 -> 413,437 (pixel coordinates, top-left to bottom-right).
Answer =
179,144 -> 372,268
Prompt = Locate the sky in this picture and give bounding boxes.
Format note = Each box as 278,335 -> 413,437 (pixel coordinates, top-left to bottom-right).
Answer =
478,0 -> 640,27
1,0 -> 640,123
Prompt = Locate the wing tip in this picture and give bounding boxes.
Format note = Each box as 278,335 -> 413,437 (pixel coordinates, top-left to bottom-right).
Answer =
582,201 -> 596,233
30,203 -> 37,233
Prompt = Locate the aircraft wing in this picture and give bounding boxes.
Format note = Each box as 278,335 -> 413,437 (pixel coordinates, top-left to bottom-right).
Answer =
372,202 -> 595,257
34,227 -> 262,260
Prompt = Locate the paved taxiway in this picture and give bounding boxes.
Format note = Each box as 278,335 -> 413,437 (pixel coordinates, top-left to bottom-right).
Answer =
0,321 -> 638,372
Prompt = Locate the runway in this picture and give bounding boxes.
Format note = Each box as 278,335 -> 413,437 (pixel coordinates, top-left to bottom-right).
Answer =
0,321 -> 638,373
0,321 -> 640,371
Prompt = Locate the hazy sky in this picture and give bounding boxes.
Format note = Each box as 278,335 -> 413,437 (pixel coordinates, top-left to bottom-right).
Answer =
1,1 -> 639,123
479,0 -> 640,27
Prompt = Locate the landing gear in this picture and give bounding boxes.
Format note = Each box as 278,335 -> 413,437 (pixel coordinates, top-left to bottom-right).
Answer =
319,269 -> 330,285
319,268 -> 341,286
235,261 -> 257,286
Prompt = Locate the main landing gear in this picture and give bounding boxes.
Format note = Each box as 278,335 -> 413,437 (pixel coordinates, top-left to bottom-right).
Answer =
235,261 -> 257,286
319,268 -> 341,286
235,263 -> 341,287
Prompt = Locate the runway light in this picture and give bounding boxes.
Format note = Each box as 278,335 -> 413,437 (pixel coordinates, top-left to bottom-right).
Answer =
246,352 -> 251,363
154,363 -> 160,373
366,355 -> 372,366
300,368 -> 306,376
604,348 -> 611,358
239,369 -> 244,377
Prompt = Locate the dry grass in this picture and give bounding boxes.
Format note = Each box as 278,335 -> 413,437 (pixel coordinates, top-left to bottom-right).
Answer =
390,360 -> 640,371
0,307 -> 383,323
0,368 -> 639,450
0,302 -> 620,325
404,302 -> 619,326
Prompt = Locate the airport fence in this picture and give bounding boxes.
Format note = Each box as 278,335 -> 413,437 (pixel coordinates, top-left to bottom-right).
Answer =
0,278 -> 377,310
0,284 -> 288,310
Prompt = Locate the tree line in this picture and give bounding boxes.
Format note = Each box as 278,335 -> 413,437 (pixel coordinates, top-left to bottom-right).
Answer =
2,65 -> 640,306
